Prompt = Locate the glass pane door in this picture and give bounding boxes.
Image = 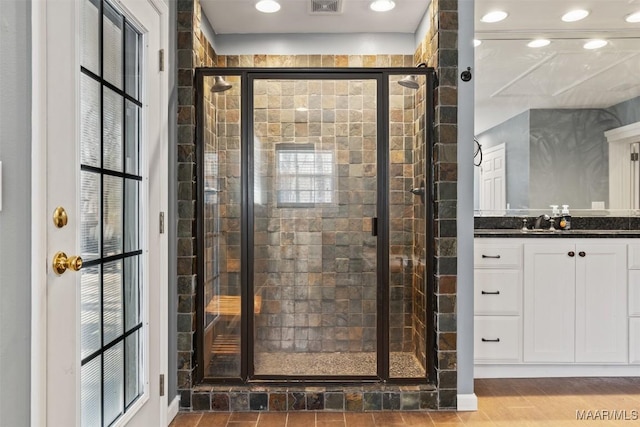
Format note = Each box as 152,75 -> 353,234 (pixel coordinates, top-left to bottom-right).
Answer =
388,74 -> 428,379
252,78 -> 378,377
80,0 -> 144,424
201,74 -> 243,378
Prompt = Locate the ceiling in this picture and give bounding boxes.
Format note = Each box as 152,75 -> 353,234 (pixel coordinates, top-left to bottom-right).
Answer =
199,0 -> 640,134
200,0 -> 430,34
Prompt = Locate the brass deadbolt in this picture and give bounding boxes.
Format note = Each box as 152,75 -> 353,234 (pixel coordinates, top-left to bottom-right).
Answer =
52,251 -> 83,275
53,207 -> 68,228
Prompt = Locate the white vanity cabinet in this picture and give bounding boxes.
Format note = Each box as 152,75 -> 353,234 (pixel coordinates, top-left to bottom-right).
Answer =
474,237 -> 636,377
523,243 -> 576,363
627,245 -> 640,364
474,242 -> 522,363
524,243 -> 627,364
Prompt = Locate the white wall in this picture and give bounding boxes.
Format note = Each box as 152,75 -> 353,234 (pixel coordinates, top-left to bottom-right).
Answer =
457,0 -> 476,405
168,0 -> 178,405
0,0 -> 32,425
210,33 -> 416,55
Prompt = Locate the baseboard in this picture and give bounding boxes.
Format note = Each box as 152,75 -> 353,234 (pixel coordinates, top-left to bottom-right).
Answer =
457,393 -> 478,411
168,395 -> 180,425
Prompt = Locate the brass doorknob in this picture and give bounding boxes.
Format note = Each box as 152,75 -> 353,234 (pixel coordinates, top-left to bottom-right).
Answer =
52,251 -> 83,275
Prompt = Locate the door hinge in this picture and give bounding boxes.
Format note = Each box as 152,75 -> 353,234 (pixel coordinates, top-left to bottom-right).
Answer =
632,152 -> 639,162
159,374 -> 165,397
159,212 -> 165,234
159,49 -> 165,72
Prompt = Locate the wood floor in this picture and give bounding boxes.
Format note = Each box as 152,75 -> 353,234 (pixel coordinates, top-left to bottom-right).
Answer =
170,377 -> 640,426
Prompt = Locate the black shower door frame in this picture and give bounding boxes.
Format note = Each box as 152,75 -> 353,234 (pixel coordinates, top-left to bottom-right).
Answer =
195,67 -> 436,385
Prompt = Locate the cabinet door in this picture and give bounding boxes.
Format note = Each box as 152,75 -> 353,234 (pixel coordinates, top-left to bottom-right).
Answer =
524,244 -> 576,362
575,244 -> 627,363
630,319 -> 640,364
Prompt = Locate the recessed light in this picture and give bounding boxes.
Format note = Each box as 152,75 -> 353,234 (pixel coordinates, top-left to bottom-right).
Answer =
626,12 -> 640,23
583,39 -> 608,50
255,0 -> 280,13
473,39 -> 482,47
370,0 -> 396,12
481,11 -> 508,23
527,39 -> 551,48
562,9 -> 589,22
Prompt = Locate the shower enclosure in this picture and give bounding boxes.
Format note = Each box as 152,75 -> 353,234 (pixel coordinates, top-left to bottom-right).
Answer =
195,68 -> 435,384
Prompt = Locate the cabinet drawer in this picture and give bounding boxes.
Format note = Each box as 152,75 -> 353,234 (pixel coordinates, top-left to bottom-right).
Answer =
630,271 -> 640,316
631,319 -> 640,364
475,243 -> 522,268
474,316 -> 521,362
629,245 -> 640,269
475,270 -> 521,315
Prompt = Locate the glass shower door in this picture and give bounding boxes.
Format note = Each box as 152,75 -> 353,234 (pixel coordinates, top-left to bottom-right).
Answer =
388,73 -> 428,379
251,78 -> 379,377
201,74 -> 243,378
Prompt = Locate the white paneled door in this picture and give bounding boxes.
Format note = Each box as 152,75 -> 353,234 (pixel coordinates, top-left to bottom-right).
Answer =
479,143 -> 506,214
34,0 -> 168,425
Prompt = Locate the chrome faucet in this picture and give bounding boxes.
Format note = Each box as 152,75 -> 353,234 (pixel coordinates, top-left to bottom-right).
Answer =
534,214 -> 550,230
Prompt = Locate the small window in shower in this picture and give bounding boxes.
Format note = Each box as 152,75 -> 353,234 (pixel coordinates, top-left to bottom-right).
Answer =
275,143 -> 334,207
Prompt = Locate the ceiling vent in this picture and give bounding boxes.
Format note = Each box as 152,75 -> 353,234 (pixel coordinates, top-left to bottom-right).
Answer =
309,0 -> 343,14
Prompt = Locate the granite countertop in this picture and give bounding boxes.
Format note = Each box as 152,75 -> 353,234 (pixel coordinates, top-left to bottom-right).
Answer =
474,216 -> 640,238
474,229 -> 640,238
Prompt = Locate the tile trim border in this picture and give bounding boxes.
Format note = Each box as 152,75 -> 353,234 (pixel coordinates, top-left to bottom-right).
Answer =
182,386 -> 439,413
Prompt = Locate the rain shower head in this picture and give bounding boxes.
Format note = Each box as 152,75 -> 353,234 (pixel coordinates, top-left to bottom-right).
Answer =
398,75 -> 419,89
397,62 -> 427,90
211,76 -> 232,93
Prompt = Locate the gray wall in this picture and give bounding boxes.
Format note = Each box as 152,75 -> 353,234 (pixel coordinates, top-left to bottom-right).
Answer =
0,0 -> 32,426
476,111 -> 530,210
607,96 -> 640,129
529,109 -> 616,209
457,0 -> 475,401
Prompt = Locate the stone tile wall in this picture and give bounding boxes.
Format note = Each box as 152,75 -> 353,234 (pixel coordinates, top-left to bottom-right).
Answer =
176,0 -> 218,407
410,74 -> 428,370
388,77 -> 422,356
176,0 -> 458,411
252,78 -> 380,355
190,384 -> 438,412
414,0 -> 459,409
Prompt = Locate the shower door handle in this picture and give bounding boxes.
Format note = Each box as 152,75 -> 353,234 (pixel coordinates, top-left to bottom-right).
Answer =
371,217 -> 378,237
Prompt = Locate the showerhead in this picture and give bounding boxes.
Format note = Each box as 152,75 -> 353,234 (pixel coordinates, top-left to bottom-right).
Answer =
398,75 -> 419,90
211,76 -> 232,93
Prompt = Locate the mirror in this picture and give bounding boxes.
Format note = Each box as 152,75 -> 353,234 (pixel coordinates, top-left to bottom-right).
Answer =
473,1 -> 640,216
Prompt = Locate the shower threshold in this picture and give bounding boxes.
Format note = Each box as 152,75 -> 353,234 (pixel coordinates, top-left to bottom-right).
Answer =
252,351 -> 425,378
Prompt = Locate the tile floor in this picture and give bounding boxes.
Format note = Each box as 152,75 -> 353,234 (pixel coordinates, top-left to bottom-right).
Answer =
170,377 -> 640,426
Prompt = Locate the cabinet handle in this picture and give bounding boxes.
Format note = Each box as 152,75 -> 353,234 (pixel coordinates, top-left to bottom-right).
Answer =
481,290 -> 500,295
579,251 -> 586,257
482,254 -> 501,259
481,338 -> 500,342
568,251 -> 575,257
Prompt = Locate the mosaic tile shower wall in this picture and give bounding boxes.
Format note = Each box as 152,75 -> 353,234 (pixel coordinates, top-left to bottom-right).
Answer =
388,76 -> 423,358
252,79 -> 379,358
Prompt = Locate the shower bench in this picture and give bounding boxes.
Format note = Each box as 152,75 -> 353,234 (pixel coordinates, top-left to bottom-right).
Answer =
205,295 -> 262,316
206,295 -> 262,355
